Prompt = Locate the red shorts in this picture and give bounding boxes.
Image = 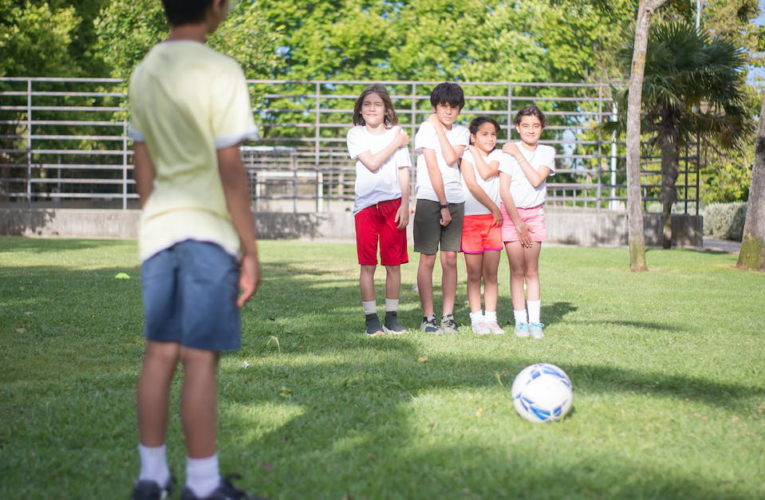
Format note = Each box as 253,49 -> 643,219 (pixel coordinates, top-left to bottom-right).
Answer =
461,214 -> 503,254
355,198 -> 409,266
500,204 -> 547,242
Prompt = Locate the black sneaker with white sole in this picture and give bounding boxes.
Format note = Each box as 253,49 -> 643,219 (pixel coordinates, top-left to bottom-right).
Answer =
131,476 -> 175,500
365,313 -> 384,336
383,311 -> 408,334
180,474 -> 268,500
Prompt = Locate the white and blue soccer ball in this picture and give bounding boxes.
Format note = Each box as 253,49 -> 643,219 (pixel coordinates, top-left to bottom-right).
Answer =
511,363 -> 573,423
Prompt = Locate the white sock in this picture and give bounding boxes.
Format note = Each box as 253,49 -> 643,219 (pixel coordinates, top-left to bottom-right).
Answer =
138,443 -> 170,486
527,300 -> 541,324
484,311 -> 497,324
362,301 -> 376,315
385,298 -> 399,312
469,311 -> 484,325
186,454 -> 220,498
513,309 -> 528,325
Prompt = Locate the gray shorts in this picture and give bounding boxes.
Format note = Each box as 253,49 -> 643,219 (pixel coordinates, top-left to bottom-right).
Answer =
141,240 -> 241,351
413,200 -> 465,254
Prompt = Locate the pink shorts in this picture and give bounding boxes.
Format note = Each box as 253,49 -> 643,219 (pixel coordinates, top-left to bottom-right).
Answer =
500,204 -> 547,242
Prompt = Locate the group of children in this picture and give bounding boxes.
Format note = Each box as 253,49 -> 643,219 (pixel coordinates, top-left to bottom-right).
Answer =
127,2 -> 556,499
348,83 -> 555,339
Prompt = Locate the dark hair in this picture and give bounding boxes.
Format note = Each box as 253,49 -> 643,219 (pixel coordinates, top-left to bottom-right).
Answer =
429,82 -> 465,110
352,84 -> 398,127
469,116 -> 500,136
161,0 -> 216,27
513,105 -> 546,128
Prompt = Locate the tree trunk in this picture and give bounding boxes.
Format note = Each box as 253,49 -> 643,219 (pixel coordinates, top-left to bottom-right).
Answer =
626,0 -> 666,270
737,94 -> 765,270
659,108 -> 681,249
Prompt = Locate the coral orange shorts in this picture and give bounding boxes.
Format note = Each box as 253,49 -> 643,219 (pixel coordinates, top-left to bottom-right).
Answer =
500,204 -> 547,242
461,214 -> 503,254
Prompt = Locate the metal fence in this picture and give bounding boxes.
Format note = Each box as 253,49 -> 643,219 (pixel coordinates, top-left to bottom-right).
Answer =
0,77 -> 700,214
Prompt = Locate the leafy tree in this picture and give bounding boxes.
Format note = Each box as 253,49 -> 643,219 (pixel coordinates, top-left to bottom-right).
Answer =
610,21 -> 752,248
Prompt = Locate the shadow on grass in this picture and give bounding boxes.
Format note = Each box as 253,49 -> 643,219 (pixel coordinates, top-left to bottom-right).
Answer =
0,236 -> 127,254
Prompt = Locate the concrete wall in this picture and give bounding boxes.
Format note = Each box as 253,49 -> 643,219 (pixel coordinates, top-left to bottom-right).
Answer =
0,207 -> 703,247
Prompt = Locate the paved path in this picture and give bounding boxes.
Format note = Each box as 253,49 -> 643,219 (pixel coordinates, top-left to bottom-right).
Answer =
701,238 -> 741,254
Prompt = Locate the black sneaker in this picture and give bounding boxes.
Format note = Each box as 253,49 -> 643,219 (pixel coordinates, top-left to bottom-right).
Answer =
365,313 -> 384,337
131,476 -> 175,500
180,474 -> 268,500
383,311 -> 408,334
440,314 -> 459,334
420,314 -> 442,334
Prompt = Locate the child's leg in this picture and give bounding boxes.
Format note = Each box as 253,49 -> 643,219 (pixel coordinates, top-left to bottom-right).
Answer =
360,264 -> 377,312
524,242 -> 542,324
417,253 -> 437,317
385,264 -> 400,301
505,241 -> 527,313
482,250 -> 501,313
440,250 -> 458,316
180,347 -> 220,458
464,253 -> 484,314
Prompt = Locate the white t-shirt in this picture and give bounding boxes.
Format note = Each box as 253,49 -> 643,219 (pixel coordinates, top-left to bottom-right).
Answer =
499,142 -> 556,208
347,125 -> 411,215
461,149 -> 509,216
414,121 -> 470,203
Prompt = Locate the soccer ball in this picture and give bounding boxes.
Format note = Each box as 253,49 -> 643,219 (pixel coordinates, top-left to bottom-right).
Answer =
511,363 -> 573,423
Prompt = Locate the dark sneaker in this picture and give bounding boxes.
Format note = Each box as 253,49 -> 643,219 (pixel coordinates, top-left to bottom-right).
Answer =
180,474 -> 267,500
131,476 -> 175,500
383,311 -> 408,334
440,314 -> 459,334
420,314 -> 442,334
365,313 -> 384,337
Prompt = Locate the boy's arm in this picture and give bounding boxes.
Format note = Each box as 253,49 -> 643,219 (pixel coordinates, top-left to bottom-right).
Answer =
501,143 -> 551,187
395,166 -> 410,229
133,142 -> 155,209
423,148 -> 452,226
218,145 -> 260,307
355,128 -> 409,172
461,157 -> 501,226
427,114 -> 465,165
470,148 -> 500,181
499,171 -> 532,247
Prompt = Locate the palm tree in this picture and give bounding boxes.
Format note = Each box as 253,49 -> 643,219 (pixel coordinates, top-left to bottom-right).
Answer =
609,21 -> 753,249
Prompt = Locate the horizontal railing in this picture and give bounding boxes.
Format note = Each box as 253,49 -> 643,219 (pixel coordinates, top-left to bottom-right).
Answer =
0,77 -> 700,214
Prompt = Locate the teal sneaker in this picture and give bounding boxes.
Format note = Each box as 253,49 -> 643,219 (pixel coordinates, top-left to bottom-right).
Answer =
514,322 -> 530,338
529,322 -> 545,339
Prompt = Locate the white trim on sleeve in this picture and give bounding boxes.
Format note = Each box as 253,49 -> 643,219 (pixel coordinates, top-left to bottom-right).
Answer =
214,127 -> 259,149
128,126 -> 145,142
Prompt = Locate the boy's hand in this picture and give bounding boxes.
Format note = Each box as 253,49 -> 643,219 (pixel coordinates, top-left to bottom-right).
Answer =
396,127 -> 410,148
427,113 -> 442,129
491,207 -> 503,227
502,142 -> 522,159
440,206 -> 452,226
237,251 -> 260,308
395,203 -> 410,229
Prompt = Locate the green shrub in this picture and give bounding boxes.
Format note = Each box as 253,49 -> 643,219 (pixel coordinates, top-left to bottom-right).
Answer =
702,203 -> 747,241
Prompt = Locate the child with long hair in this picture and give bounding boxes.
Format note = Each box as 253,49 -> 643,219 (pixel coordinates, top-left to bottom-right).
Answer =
347,84 -> 412,336
498,105 -> 556,339
460,116 -> 509,334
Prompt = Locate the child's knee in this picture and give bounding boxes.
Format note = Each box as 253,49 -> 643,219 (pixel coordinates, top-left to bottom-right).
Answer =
441,252 -> 457,269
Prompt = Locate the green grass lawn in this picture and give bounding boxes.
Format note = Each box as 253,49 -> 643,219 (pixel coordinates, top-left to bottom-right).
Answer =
1,237 -> 764,499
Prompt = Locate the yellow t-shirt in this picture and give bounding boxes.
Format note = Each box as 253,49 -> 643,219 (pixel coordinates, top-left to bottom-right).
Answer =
128,41 -> 258,262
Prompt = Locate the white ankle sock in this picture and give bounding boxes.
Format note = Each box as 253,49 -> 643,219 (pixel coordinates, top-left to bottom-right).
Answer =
385,298 -> 399,312
513,309 -> 528,325
138,443 -> 170,486
362,301 -> 376,315
484,311 -> 497,323
469,311 -> 484,325
186,454 -> 220,498
527,300 -> 541,324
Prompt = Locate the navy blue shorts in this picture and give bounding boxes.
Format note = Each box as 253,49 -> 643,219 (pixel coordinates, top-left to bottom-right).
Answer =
141,241 -> 241,351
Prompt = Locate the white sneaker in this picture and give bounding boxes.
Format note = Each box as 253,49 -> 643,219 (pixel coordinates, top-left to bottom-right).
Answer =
486,321 -> 505,335
471,321 -> 491,335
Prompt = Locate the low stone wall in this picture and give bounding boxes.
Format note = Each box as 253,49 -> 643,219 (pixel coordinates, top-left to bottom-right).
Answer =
0,207 -> 703,247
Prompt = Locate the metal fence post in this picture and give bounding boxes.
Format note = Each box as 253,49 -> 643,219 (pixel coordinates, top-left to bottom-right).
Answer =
315,82 -> 321,213
506,84 -> 513,140
596,84 -> 603,210
122,119 -> 128,210
410,82 -> 417,202
26,78 -> 32,204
